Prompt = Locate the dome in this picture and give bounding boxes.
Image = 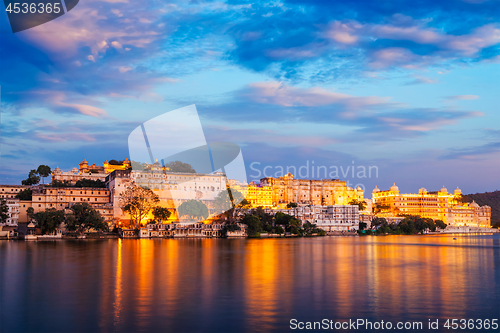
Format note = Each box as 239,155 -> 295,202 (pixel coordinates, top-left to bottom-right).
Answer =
356,186 -> 363,191
419,187 -> 427,193
53,167 -> 61,174
470,201 -> 479,208
440,185 -> 448,193
454,186 -> 462,194
373,185 -> 380,193
347,186 -> 353,191
390,183 -> 399,192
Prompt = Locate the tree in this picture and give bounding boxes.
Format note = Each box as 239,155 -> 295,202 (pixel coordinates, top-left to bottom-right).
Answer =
213,188 -> 246,217
275,211 -> 297,227
33,208 -> 65,235
16,189 -> 33,201
178,200 -> 209,221
359,222 -> 367,231
242,214 -> 262,236
75,179 -> 106,188
152,206 -> 171,223
165,161 -> 196,173
348,199 -> 366,211
435,220 -> 447,229
52,180 -> 72,187
22,169 -> 40,186
286,202 -> 298,208
119,186 -> 160,228
371,217 -> 387,228
26,207 -> 35,222
373,204 -> 390,214
37,165 -> 52,185
66,203 -> 107,233
0,199 -> 9,224
274,225 -> 285,234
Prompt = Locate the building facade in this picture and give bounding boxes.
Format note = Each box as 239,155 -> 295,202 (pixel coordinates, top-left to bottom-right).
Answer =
266,204 -> 360,232
372,184 -> 491,227
1,198 -> 20,226
29,187 -> 112,221
260,173 -> 364,208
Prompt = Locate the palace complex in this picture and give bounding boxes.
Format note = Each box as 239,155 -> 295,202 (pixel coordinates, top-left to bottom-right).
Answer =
0,159 -> 492,230
260,173 -> 364,207
372,183 -> 491,227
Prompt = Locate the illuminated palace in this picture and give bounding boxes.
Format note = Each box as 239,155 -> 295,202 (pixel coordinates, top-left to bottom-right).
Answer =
229,181 -> 274,208
52,158 -> 132,185
372,183 -> 491,227
260,173 -> 364,208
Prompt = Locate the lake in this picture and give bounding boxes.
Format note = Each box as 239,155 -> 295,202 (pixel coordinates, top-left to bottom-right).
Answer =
1,234 -> 499,332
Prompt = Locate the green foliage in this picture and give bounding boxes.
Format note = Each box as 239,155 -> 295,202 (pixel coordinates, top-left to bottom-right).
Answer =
359,221 -> 367,230
213,189 -> 247,217
370,215 -> 447,235
108,159 -> 123,165
0,199 -> 9,224
240,209 -> 323,237
435,219 -> 447,229
66,203 -> 108,233
242,214 -> 262,236
274,226 -> 285,234
22,169 -> 40,186
223,222 -> 242,235
51,180 -> 72,187
165,161 -> 196,173
371,217 -> 387,227
348,199 -> 366,211
33,208 -> 65,235
286,202 -> 298,208
75,179 -> 106,188
27,207 -> 35,221
252,207 -> 274,224
36,165 -> 51,185
16,189 -> 33,201
178,200 -> 209,220
152,206 -> 171,223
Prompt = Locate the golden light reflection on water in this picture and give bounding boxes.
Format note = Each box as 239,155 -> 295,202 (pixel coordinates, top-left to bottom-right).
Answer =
113,238 -> 123,327
243,239 -> 279,331
100,234 -> 499,332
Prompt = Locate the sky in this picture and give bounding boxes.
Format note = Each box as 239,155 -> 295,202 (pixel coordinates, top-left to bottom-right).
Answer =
0,0 -> 499,196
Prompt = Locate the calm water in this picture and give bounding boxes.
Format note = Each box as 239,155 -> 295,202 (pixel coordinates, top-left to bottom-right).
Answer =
1,234 -> 499,333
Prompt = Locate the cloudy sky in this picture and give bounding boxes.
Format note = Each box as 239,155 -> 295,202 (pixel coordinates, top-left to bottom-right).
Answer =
0,0 -> 499,195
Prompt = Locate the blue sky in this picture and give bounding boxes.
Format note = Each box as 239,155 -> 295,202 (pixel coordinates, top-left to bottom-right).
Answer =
0,0 -> 499,195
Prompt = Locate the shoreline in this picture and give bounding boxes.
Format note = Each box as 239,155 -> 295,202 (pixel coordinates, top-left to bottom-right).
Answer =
1,230 -> 498,241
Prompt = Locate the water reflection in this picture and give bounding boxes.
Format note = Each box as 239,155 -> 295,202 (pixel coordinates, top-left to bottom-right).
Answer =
1,234 -> 499,332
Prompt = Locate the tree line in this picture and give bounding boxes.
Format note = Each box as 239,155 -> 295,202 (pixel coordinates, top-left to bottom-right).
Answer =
360,215 -> 447,235
231,207 -> 326,237
25,203 -> 108,235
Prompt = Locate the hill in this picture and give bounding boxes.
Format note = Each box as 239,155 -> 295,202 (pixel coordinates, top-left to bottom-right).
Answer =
462,191 -> 500,228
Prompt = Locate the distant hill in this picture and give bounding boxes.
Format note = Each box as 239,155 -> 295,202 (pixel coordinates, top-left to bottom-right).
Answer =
462,191 -> 500,228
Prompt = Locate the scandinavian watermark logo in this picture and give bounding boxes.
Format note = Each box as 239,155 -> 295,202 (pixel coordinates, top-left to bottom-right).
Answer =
3,0 -> 79,33
128,104 -> 247,218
